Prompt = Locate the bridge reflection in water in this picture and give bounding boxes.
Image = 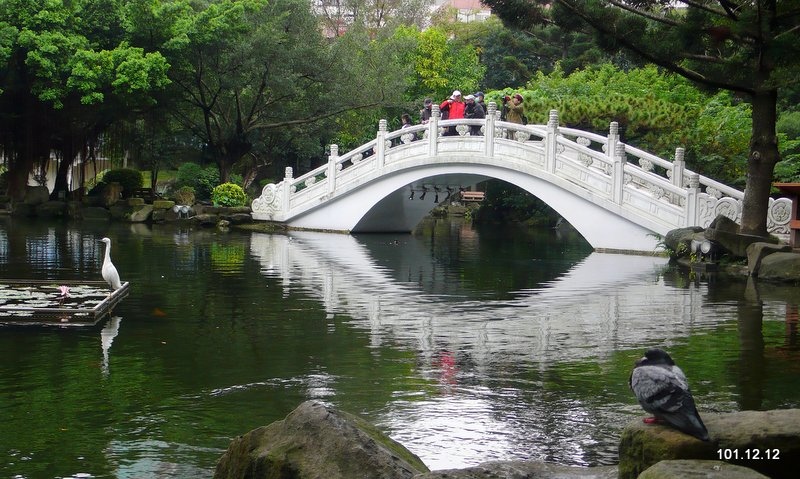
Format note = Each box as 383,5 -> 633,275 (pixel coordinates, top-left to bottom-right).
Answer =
249,231 -> 738,363
248,229 -> 794,468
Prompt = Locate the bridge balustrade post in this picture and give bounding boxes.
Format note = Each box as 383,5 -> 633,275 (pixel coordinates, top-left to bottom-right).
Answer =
685,173 -> 700,227
671,147 -> 685,188
545,109 -> 559,173
429,104 -> 440,158
671,147 -> 686,205
613,143 -> 627,204
376,119 -> 387,169
607,121 -> 619,165
485,102 -> 496,157
283,167 -> 293,215
327,144 -> 338,196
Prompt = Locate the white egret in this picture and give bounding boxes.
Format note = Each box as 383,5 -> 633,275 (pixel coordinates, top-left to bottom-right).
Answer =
100,237 -> 123,291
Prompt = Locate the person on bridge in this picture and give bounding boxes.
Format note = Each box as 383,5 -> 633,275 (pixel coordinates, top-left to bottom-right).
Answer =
440,90 -> 465,136
420,98 -> 433,125
464,94 -> 485,136
505,93 -> 526,125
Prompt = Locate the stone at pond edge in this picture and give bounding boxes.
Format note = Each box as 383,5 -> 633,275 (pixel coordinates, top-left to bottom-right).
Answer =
703,214 -> 777,258
35,201 -> 68,217
618,420 -> 715,479
757,252 -> 800,281
619,409 -> 800,479
664,226 -> 703,257
746,242 -> 793,276
213,400 -> 429,479
638,460 -> 768,478
412,461 -> 617,478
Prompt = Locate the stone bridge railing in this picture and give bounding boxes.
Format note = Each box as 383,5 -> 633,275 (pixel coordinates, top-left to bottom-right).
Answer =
252,102 -> 792,236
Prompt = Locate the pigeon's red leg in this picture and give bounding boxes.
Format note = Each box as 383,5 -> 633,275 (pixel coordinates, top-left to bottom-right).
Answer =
643,417 -> 661,424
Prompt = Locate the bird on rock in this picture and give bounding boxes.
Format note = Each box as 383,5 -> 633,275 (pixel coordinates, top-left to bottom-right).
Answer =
629,348 -> 710,441
100,237 -> 123,291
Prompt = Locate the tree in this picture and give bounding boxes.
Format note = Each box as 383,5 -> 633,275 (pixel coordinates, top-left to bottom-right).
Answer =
435,15 -> 616,89
0,0 -> 169,200
484,0 -> 800,236
314,0 -> 433,38
159,0 -> 410,183
393,25 -> 485,102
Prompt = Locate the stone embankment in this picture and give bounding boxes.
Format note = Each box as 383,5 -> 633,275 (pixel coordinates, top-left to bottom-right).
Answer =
214,401 -> 799,479
3,184 -> 257,228
665,215 -> 800,282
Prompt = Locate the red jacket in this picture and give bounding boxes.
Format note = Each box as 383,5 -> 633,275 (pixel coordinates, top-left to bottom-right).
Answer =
439,99 -> 466,119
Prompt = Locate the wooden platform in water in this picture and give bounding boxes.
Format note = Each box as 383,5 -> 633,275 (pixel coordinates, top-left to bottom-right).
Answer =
0,280 -> 130,327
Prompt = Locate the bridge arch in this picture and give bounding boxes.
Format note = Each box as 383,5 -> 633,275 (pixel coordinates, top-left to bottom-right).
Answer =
252,105 -> 792,254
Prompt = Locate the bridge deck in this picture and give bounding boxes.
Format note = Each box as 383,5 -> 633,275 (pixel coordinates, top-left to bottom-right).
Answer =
251,104 -> 792,253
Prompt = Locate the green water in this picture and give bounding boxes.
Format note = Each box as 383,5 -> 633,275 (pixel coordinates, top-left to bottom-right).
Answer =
1,217 -> 798,478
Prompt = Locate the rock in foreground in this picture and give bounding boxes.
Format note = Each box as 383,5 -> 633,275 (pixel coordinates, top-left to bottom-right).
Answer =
213,400 -> 429,479
412,461 -> 617,478
638,459 -> 769,478
619,409 -> 800,479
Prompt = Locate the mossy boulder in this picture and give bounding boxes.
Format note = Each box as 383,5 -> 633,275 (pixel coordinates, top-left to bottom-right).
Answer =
413,461 -> 617,478
620,409 -> 800,479
638,460 -> 768,478
664,226 -> 704,258
152,200 -> 175,210
35,201 -> 68,217
213,400 -> 428,479
746,242 -> 793,276
757,252 -> 800,281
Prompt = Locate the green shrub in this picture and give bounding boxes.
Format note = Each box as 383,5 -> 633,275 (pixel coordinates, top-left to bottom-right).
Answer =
212,183 -> 249,207
102,169 -> 143,198
173,163 -> 213,200
173,186 -> 196,205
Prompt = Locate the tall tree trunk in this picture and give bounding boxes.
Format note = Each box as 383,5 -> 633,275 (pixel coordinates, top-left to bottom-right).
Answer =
740,90 -> 779,237
51,139 -> 76,200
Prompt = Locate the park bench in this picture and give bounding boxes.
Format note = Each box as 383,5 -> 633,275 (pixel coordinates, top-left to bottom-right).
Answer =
132,187 -> 157,202
460,191 -> 485,202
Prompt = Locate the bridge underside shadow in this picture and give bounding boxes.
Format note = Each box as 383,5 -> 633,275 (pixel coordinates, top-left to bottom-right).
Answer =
291,163 -> 662,253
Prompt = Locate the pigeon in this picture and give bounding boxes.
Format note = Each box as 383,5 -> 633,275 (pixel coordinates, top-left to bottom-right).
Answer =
629,348 -> 710,441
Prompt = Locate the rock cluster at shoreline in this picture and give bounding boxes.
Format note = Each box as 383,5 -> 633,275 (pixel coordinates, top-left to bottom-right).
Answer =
214,401 -> 799,479
665,215 -> 800,283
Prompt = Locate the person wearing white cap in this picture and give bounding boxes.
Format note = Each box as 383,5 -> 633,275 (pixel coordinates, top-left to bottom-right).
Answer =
464,94 -> 485,135
440,90 -> 465,136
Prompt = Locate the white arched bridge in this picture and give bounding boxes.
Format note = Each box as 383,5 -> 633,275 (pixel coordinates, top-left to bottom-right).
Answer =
252,103 -> 792,254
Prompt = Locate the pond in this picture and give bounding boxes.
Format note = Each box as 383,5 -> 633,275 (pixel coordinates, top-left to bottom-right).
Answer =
0,216 -> 798,478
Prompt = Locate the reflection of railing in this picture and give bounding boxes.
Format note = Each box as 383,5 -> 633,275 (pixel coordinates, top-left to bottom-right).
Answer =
252,103 -> 792,236
248,231 -> 722,363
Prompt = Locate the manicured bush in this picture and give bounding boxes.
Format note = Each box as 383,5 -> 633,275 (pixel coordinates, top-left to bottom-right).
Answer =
173,163 -> 213,200
212,183 -> 249,207
173,186 -> 196,205
102,169 -> 143,198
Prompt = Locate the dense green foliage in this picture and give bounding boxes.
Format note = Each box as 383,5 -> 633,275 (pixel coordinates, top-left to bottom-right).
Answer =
101,168 -> 143,198
212,183 -> 248,207
173,163 -> 238,201
488,64 -> 754,187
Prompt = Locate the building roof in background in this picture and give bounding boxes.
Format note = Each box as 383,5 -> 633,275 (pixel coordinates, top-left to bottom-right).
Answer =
446,0 -> 487,9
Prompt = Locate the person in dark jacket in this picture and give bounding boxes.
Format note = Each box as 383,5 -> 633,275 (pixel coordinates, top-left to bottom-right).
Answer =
464,94 -> 485,136
420,98 -> 433,124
